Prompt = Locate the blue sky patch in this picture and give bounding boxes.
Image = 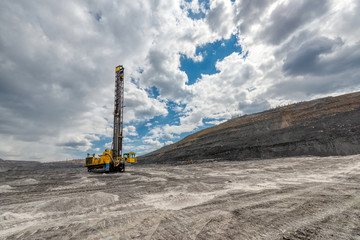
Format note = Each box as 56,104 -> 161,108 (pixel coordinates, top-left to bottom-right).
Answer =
145,101 -> 183,129
145,86 -> 160,98
187,10 -> 206,20
183,0 -> 210,20
180,34 -> 242,84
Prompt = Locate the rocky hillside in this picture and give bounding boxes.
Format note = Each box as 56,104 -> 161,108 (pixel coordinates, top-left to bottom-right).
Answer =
139,91 -> 360,164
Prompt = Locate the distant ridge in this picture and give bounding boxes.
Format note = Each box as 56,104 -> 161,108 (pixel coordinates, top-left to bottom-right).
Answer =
139,91 -> 360,164
0,159 -> 83,171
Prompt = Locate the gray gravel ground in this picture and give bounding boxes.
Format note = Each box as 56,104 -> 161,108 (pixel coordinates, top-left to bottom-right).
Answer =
1,155 -> 360,239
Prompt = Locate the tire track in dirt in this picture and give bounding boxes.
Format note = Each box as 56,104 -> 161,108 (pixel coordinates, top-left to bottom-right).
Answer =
1,155 -> 360,239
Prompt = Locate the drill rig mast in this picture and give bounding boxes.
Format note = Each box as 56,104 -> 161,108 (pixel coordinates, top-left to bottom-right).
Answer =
85,65 -> 137,172
113,65 -> 124,161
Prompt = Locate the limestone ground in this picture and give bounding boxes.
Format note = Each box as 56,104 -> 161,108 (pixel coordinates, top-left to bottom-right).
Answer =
1,155 -> 360,239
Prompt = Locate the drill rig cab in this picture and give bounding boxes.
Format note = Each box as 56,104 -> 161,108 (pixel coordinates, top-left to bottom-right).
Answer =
85,65 -> 137,172
123,152 -> 137,163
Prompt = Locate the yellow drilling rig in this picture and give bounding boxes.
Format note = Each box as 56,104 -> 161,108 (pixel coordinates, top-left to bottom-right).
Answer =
85,65 -> 137,172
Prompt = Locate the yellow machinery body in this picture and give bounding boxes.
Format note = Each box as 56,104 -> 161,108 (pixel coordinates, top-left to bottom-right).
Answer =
123,152 -> 137,163
85,149 -> 137,172
85,149 -> 112,167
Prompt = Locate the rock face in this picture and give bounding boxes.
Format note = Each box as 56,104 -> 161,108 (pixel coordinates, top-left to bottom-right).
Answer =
139,91 -> 360,164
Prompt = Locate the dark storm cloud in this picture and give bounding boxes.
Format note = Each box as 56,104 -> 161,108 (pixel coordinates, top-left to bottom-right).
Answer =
283,37 -> 360,77
57,141 -> 88,149
267,70 -> 360,101
283,37 -> 343,76
0,0 -> 147,142
273,29 -> 314,59
234,0 -> 271,34
206,0 -> 233,37
0,40 -> 99,141
266,36 -> 360,101
260,0 -> 330,45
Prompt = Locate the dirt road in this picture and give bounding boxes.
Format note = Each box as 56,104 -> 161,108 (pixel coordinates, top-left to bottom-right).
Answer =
1,155 -> 360,239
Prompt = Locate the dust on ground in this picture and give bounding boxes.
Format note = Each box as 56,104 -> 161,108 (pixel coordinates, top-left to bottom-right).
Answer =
1,155 -> 360,239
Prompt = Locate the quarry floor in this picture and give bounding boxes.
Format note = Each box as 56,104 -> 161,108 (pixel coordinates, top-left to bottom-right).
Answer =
1,155 -> 360,240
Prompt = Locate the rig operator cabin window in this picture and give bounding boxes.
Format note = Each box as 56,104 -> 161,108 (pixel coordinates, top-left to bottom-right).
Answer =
130,153 -> 135,158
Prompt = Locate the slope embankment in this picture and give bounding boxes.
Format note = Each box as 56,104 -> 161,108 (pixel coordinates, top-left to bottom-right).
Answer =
139,91 -> 360,164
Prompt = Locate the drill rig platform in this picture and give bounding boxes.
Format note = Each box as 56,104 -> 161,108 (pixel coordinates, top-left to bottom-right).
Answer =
85,65 -> 137,172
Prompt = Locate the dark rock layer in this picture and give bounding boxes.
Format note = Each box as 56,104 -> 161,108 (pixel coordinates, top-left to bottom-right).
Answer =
139,91 -> 360,164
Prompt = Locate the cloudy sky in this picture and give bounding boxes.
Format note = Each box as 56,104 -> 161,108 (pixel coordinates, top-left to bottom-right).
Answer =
0,0 -> 359,161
